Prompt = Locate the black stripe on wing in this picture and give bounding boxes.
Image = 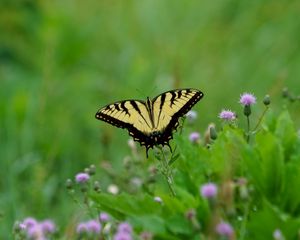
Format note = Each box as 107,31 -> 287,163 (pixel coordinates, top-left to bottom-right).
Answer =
156,93 -> 166,127
165,89 -> 203,132
130,100 -> 152,129
152,89 -> 204,143
95,100 -> 153,147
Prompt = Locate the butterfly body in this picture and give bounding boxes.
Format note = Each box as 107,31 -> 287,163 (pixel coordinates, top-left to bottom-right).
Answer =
96,88 -> 204,157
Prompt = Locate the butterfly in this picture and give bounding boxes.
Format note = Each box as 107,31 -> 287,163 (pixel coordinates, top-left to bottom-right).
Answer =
95,88 -> 204,157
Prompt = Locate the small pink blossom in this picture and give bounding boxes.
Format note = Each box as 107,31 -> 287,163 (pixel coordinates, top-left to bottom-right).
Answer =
154,196 -> 163,204
114,232 -> 132,240
219,110 -> 236,121
240,93 -> 256,106
200,183 -> 218,199
189,132 -> 200,143
99,212 -> 110,222
27,224 -> 44,239
186,110 -> 198,123
75,173 -> 90,183
23,217 -> 38,229
40,220 -> 56,233
86,220 -> 101,233
273,229 -> 284,240
76,223 -> 88,233
216,221 -> 234,237
117,222 -> 132,234
19,223 -> 27,231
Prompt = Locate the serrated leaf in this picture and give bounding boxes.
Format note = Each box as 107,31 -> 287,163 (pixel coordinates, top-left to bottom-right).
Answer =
168,153 -> 180,166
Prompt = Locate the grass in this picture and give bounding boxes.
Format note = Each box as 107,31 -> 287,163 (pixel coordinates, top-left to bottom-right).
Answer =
1,0 -> 300,238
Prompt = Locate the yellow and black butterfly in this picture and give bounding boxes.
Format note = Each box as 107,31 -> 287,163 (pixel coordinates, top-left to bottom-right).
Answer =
95,88 -> 204,157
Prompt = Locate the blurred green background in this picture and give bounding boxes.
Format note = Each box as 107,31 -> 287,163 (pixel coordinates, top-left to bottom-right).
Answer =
1,0 -> 299,237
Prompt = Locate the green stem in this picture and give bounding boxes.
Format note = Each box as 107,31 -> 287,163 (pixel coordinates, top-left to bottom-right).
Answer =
240,201 -> 250,240
246,116 -> 250,143
160,148 -> 176,197
253,106 -> 269,132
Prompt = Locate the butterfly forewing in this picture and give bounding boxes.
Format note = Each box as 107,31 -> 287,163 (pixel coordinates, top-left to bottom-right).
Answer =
95,100 -> 153,135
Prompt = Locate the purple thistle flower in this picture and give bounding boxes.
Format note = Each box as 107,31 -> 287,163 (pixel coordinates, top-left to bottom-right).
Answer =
86,220 -> 101,233
219,110 -> 236,121
113,232 -> 132,240
19,223 -> 27,231
23,217 -> 38,229
40,220 -> 56,233
99,212 -> 110,222
273,229 -> 284,240
76,223 -> 88,233
240,93 -> 256,106
75,173 -> 90,183
154,196 -> 163,204
186,110 -> 198,123
216,221 -> 234,237
27,224 -> 44,239
189,132 -> 200,143
200,183 -> 218,199
117,222 -> 132,234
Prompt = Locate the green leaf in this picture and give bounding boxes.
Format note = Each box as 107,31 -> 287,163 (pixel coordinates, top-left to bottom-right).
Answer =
255,131 -> 284,202
242,145 -> 264,193
175,134 -> 210,186
156,190 -> 196,215
262,110 -> 277,133
168,153 -> 180,166
166,214 -> 193,235
281,159 -> 300,214
130,215 -> 166,234
91,193 -> 161,218
210,127 -> 246,178
275,110 -> 297,160
246,199 -> 300,240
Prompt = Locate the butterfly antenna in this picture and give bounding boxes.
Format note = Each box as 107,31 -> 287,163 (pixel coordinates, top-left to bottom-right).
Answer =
149,85 -> 157,96
135,88 -> 146,98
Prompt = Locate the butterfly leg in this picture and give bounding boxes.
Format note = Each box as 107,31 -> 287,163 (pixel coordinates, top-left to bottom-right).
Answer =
145,146 -> 150,158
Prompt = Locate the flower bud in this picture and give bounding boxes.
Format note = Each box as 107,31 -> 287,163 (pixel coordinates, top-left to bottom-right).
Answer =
65,179 -> 73,190
263,95 -> 271,106
282,87 -> 289,98
243,105 -> 251,117
89,165 -> 96,175
209,125 -> 217,140
93,181 -> 101,192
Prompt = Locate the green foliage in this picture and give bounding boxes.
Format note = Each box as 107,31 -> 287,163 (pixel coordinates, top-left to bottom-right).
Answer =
89,110 -> 300,239
1,0 -> 300,239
